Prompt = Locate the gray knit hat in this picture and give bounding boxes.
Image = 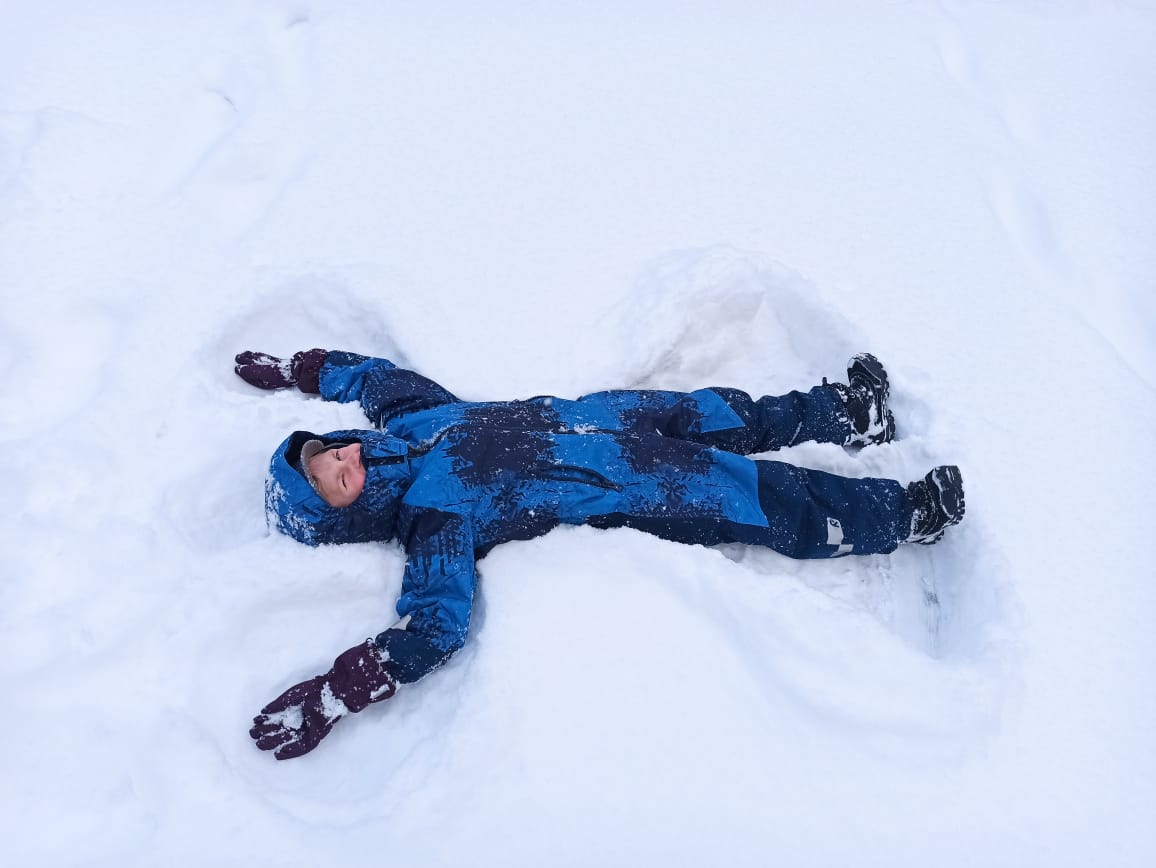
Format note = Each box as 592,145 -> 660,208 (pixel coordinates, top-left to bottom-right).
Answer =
298,438 -> 328,493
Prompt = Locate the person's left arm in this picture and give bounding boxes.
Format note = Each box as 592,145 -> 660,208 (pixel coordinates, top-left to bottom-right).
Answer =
249,510 -> 477,759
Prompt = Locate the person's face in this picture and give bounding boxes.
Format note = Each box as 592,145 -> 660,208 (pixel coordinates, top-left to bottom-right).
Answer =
308,443 -> 366,508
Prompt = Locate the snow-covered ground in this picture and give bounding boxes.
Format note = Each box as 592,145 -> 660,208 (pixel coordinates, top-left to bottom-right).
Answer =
2,1 -> 1154,865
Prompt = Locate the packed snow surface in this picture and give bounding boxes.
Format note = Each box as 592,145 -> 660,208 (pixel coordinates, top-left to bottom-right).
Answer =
2,1 -> 1154,866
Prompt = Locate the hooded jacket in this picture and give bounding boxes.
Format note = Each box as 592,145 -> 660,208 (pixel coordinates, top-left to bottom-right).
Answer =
266,352 -> 908,686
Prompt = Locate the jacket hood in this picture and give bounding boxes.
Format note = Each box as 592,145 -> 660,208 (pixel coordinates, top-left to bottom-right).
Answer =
266,429 -> 411,545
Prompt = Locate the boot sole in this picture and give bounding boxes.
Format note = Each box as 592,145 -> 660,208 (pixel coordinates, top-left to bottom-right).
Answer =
848,353 -> 888,392
847,353 -> 894,444
914,466 -> 965,544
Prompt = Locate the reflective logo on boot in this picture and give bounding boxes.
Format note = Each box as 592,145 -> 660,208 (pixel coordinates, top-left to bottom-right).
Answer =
826,517 -> 854,556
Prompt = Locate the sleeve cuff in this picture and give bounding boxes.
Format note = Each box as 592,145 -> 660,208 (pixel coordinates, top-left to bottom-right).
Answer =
291,348 -> 329,394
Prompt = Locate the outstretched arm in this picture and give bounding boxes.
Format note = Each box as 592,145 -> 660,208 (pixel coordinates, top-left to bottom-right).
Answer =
249,510 -> 477,759
374,510 -> 477,683
317,351 -> 459,427
235,349 -> 459,426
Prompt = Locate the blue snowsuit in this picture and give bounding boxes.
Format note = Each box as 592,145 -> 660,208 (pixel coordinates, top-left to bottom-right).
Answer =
266,352 -> 913,687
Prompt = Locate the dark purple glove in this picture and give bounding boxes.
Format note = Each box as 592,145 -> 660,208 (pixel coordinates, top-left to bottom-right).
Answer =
249,639 -> 398,760
234,348 -> 328,394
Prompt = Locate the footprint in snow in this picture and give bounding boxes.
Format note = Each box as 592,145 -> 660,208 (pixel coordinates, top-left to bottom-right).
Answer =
146,2 -> 317,237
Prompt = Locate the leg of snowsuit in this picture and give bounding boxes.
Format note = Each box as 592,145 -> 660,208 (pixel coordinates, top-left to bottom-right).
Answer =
574,385 -> 849,455
741,460 -> 910,557
590,447 -> 912,559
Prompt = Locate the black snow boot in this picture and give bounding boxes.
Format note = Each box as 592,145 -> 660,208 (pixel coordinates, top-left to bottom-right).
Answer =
826,353 -> 896,447
905,465 -> 966,545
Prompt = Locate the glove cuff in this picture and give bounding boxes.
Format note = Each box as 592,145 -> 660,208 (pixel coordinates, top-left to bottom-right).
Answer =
328,640 -> 398,714
291,348 -> 329,394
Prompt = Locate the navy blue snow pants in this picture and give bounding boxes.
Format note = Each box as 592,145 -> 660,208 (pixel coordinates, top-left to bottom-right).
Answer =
579,383 -> 913,558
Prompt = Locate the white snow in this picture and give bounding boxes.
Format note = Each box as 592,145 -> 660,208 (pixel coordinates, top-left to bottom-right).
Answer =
2,1 -> 1154,866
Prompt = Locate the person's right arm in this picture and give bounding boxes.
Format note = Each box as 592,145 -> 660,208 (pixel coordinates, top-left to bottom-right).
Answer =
235,349 -> 459,426
248,509 -> 477,760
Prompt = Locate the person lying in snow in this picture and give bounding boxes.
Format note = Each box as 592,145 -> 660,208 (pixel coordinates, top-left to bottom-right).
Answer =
235,348 -> 965,759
